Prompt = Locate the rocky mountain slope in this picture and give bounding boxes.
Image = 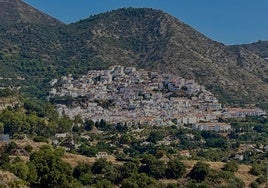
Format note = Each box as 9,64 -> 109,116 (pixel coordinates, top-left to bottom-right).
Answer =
0,0 -> 267,107
70,8 -> 268,105
0,0 -> 62,25
231,40 -> 268,59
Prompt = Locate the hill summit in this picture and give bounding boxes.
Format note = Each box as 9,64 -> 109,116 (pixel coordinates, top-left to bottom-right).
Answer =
69,8 -> 268,105
231,40 -> 268,59
0,0 -> 63,25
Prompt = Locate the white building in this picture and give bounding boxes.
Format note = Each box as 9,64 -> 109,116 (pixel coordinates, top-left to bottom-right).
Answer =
193,122 -> 231,132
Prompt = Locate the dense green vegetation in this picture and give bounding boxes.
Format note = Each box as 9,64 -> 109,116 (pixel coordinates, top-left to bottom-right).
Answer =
1,145 -> 79,187
0,99 -> 71,138
0,99 -> 267,187
0,88 -> 14,97
0,144 -> 249,187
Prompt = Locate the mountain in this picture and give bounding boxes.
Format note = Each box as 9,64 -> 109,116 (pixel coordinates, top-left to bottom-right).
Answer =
231,40 -> 268,59
69,8 -> 268,106
0,2 -> 267,108
0,0 -> 63,25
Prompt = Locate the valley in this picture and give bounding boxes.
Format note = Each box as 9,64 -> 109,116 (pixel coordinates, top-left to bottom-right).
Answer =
0,0 -> 267,187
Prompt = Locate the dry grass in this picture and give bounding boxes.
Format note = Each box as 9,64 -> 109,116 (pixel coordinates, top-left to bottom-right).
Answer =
207,161 -> 225,169
14,137 -> 47,151
182,160 -> 258,187
62,153 -> 123,168
0,96 -> 20,111
0,170 -> 19,186
235,164 -> 257,188
62,153 -> 95,167
209,161 -> 258,187
10,138 -> 47,160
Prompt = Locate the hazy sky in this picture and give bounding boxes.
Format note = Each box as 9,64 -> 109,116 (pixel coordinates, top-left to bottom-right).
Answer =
23,0 -> 268,45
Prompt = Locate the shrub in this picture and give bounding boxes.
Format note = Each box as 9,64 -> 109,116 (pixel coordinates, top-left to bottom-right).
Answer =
255,175 -> 266,184
222,160 -> 239,172
250,181 -> 259,188
249,164 -> 265,176
25,144 -> 33,153
33,136 -> 48,143
166,159 -> 186,179
188,162 -> 210,182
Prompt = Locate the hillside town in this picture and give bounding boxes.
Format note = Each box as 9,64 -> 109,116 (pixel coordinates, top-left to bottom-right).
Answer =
49,65 -> 266,131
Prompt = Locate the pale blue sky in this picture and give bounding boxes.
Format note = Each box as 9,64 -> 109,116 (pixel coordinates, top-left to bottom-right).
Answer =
23,0 -> 268,45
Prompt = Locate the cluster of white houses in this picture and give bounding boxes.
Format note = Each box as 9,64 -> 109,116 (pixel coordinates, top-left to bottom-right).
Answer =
49,65 -> 266,132
223,108 -> 266,117
193,122 -> 231,132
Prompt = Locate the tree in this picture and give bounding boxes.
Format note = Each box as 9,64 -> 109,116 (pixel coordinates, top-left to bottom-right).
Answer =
188,162 -> 210,182
25,144 -> 33,153
121,173 -> 160,188
56,115 -> 72,133
166,183 -> 179,188
99,119 -> 107,130
0,110 -> 26,136
10,161 -> 29,180
73,162 -> 92,179
115,122 -> 128,132
253,124 -> 267,133
79,173 -> 93,185
29,145 -> 75,187
139,155 -> 166,179
74,115 -> 83,125
166,159 -> 186,179
78,144 -> 98,157
155,150 -> 165,159
42,102 -> 59,120
249,181 -> 259,188
91,178 -> 114,188
103,165 -> 121,184
26,161 -> 38,184
0,88 -> 13,97
205,138 -> 227,148
119,161 -> 139,179
5,141 -> 17,154
72,124 -> 83,133
249,163 -> 265,176
0,153 -> 10,169
91,158 -> 111,174
73,163 -> 93,185
228,131 -> 239,139
147,131 -> 164,144
201,131 -> 219,139
255,175 -> 266,184
0,122 -> 4,134
84,119 -> 94,131
119,134 -> 132,145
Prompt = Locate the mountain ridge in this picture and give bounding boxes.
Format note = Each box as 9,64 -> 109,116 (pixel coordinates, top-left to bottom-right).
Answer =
0,0 -> 63,25
70,8 -> 268,105
0,3 -> 267,107
230,40 -> 268,59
